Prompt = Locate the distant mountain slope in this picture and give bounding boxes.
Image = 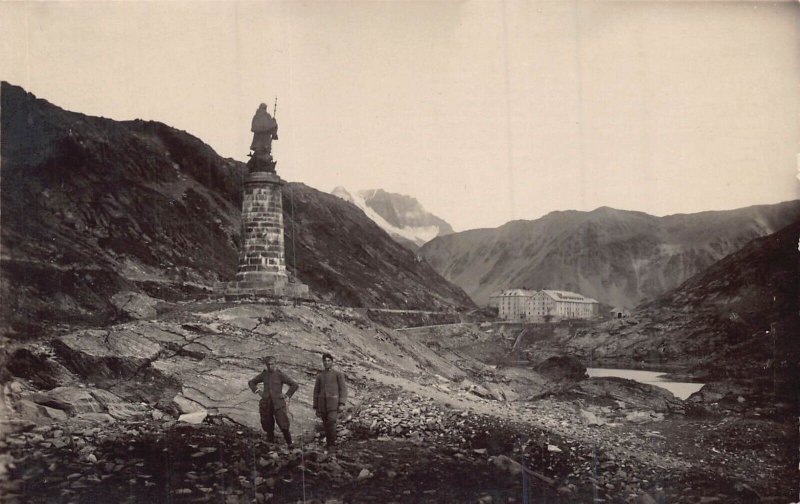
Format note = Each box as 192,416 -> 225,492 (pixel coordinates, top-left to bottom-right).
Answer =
285,186 -> 472,309
331,187 -> 453,248
419,204 -> 800,307
640,218 -> 799,387
564,218 -> 800,392
518,218 -> 799,409
0,82 -> 474,335
642,219 -> 799,323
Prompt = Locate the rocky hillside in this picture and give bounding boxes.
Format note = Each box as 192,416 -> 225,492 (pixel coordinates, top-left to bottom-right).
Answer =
642,217 -> 800,384
3,301 -> 795,503
283,185 -> 473,310
331,187 -> 453,249
529,218 -> 800,402
0,82 -> 473,336
420,204 -> 800,307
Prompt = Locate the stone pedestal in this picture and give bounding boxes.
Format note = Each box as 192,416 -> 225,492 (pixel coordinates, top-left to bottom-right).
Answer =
218,171 -> 309,300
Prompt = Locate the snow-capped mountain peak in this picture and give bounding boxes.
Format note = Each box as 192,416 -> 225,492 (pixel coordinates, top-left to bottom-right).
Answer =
331,187 -> 453,248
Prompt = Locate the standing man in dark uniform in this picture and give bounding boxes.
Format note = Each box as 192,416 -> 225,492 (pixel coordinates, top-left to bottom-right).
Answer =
313,353 -> 348,448
249,355 -> 298,448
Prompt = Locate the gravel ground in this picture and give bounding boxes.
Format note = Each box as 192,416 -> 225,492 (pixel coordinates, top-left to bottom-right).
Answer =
2,382 -> 796,503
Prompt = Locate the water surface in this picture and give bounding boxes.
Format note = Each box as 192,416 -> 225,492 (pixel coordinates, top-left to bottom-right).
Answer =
586,367 -> 704,400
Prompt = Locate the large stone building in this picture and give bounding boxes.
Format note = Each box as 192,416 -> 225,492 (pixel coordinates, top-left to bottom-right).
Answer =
492,289 -> 536,321
494,289 -> 598,322
529,290 -> 598,322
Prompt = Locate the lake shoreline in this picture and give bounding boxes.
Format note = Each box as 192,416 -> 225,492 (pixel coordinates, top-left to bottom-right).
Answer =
586,367 -> 705,400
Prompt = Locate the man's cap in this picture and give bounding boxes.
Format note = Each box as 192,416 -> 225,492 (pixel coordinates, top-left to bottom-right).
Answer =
322,352 -> 334,361
261,355 -> 274,363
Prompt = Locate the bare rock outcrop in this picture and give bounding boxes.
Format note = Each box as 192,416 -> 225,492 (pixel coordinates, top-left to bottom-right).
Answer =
533,355 -> 587,382
16,303 -> 473,434
110,291 -> 160,320
572,377 -> 685,414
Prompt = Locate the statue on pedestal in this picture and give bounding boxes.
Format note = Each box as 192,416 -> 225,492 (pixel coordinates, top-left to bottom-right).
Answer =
248,102 -> 279,173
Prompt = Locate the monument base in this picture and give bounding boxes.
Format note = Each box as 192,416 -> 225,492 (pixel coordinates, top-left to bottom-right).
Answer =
215,281 -> 310,301
215,273 -> 310,301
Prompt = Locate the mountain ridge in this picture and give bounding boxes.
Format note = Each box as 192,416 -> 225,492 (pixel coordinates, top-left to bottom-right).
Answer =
420,200 -> 800,307
562,216 -> 800,395
0,82 -> 474,335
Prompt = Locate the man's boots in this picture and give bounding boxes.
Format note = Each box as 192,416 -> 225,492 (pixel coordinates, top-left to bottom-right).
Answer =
281,428 -> 293,448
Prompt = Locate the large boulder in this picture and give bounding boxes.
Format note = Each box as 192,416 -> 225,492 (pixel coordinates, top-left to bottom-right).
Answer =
110,291 -> 159,320
533,355 -> 587,382
52,328 -> 165,381
6,348 -> 76,390
682,380 -> 787,416
686,381 -> 753,404
14,399 -> 69,424
573,377 -> 685,414
27,386 -> 106,415
25,386 -> 149,421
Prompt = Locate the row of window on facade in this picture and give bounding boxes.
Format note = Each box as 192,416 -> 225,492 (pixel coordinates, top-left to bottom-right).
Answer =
489,289 -> 599,322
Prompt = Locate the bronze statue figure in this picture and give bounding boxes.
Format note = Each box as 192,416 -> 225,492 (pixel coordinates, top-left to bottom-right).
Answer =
248,103 -> 279,173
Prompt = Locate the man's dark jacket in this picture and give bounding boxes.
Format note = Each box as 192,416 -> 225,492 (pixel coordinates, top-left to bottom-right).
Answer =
249,368 -> 298,411
313,369 -> 347,413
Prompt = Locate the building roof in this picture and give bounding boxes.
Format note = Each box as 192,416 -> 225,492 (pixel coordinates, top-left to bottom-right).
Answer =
539,290 -> 598,304
496,289 -> 536,297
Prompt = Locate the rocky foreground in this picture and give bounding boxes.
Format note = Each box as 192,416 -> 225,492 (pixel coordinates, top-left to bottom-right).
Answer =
1,301 -> 797,503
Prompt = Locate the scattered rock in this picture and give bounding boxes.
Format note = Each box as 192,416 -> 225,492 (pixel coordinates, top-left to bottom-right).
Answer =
624,411 -> 664,424
178,411 -> 208,425
490,455 -> 524,476
111,291 -> 159,320
580,409 -> 605,426
173,395 -> 206,415
634,492 -> 658,504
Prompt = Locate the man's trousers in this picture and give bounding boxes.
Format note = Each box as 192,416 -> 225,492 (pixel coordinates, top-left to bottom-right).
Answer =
320,410 -> 338,446
259,398 -> 290,443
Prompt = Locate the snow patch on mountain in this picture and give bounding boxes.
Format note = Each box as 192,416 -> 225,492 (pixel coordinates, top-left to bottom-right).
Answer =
331,187 -> 448,247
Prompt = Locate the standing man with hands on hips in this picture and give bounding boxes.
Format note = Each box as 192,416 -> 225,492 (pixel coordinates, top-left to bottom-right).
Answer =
249,355 -> 298,448
313,353 -> 348,448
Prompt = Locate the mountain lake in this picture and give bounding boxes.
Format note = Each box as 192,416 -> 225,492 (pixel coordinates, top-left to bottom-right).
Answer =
586,368 -> 704,400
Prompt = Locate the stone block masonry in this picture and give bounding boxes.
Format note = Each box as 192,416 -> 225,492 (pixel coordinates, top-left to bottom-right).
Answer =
218,171 -> 309,300
235,172 -> 287,280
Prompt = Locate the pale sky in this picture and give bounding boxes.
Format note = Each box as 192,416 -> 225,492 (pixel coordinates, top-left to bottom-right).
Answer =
2,1 -> 798,231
